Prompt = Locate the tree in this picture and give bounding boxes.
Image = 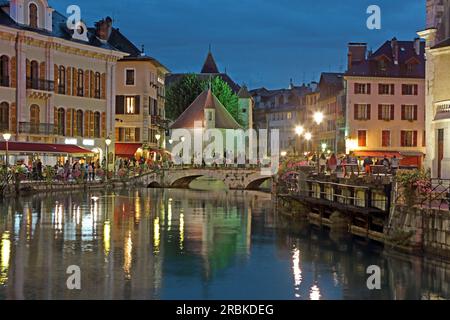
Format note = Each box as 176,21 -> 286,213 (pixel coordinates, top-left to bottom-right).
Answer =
165,74 -> 203,121
165,74 -> 244,126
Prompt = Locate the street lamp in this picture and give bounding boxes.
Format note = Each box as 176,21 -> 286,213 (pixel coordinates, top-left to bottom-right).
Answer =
105,136 -> 112,182
313,111 -> 324,125
304,132 -> 312,154
3,132 -> 11,168
295,125 -> 305,156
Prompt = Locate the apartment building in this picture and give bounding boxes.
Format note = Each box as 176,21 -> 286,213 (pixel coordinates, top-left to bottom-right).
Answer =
344,39 -> 426,167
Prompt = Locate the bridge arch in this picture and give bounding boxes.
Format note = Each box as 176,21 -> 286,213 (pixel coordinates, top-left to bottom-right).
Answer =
245,176 -> 272,190
170,175 -> 203,188
147,181 -> 162,188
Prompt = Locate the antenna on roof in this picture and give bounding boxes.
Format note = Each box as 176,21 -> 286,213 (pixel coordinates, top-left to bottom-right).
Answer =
141,44 -> 145,56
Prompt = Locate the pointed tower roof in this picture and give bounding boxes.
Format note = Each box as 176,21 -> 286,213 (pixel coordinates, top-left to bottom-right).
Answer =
237,85 -> 252,99
170,89 -> 241,129
201,50 -> 220,74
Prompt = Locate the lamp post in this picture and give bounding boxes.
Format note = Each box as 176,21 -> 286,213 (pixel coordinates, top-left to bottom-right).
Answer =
304,132 -> 312,155
155,133 -> 161,162
312,111 -> 324,174
105,136 -> 112,182
3,132 -> 11,168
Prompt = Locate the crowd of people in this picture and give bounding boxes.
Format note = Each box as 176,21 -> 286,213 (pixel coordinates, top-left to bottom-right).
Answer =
307,152 -> 402,176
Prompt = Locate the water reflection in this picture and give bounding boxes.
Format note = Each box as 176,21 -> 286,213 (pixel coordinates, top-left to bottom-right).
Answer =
0,188 -> 448,300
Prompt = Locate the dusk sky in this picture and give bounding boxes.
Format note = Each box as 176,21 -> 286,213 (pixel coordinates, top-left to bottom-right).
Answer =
52,0 -> 426,89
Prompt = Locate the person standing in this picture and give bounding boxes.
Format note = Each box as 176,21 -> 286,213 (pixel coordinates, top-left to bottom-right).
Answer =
328,153 -> 338,173
391,156 -> 400,175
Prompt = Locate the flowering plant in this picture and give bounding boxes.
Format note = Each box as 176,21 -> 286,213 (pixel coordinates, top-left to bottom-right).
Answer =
95,168 -> 105,178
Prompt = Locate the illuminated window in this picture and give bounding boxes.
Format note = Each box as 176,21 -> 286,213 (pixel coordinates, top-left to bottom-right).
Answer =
126,96 -> 136,114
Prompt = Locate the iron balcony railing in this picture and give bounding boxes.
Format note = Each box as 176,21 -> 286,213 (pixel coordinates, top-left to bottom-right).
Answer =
26,78 -> 55,91
0,122 -> 10,132
19,122 -> 56,135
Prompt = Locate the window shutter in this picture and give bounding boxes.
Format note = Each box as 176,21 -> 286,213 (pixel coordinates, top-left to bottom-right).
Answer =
413,131 -> 418,146
367,84 -> 371,94
135,95 -> 140,114
26,59 -> 31,79
72,67 -> 77,96
53,64 -> 58,93
367,104 -> 371,120
135,128 -> 140,142
414,105 -> 418,121
116,96 -> 125,114
401,105 -> 405,120
10,102 -> 16,133
84,111 -> 89,138
400,131 -> 405,147
54,107 -> 58,133
354,83 -> 358,94
378,84 -> 382,94
66,67 -> 71,95
89,111 -> 94,138
414,85 -> 418,95
84,70 -> 89,97
66,108 -> 72,137
10,56 -> 16,87
101,112 -> 106,138
378,104 -> 382,120
390,104 -> 395,120
90,71 -> 95,98
354,104 -> 359,120
39,61 -> 46,80
101,73 -> 106,99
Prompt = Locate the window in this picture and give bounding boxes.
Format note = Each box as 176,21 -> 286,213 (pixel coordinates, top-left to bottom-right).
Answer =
378,60 -> 387,72
287,112 -> 292,119
401,130 -> 418,147
29,3 -> 38,28
0,102 -> 9,131
354,104 -> 371,120
0,55 -> 9,87
382,130 -> 391,147
378,84 -> 394,95
94,112 -> 100,138
402,84 -> 418,95
77,69 -> 84,96
76,110 -> 83,136
401,105 -> 418,121
208,111 -> 213,121
126,96 -> 136,114
354,83 -> 371,94
30,104 -> 40,133
58,66 -> 65,94
29,60 -> 39,89
378,104 -> 394,121
358,130 -> 367,147
125,69 -> 135,85
117,128 -> 139,142
94,72 -> 101,98
57,108 -> 65,136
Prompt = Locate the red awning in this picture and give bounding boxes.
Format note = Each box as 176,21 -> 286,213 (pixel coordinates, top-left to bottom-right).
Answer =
115,143 -> 142,158
354,151 -> 403,159
0,142 -> 94,155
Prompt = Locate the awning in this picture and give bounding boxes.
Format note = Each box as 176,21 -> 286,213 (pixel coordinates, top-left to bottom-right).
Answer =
115,143 -> 142,158
354,151 -> 403,159
0,142 -> 94,156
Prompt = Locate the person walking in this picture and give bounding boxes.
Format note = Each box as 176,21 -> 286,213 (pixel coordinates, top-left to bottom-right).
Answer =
319,154 -> 327,173
363,156 -> 373,175
87,162 -> 94,181
391,155 -> 400,175
328,153 -> 338,173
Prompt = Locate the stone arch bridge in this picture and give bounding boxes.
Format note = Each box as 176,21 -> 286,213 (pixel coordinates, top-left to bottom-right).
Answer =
132,168 -> 274,190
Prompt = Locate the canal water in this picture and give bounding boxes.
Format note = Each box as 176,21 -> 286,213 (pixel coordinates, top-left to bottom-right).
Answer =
0,187 -> 448,300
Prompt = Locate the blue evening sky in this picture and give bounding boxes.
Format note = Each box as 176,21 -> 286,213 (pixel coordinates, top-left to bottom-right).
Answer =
51,0 -> 426,89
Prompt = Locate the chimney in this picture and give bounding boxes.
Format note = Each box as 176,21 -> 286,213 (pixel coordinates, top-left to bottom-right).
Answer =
289,78 -> 294,89
391,37 -> 399,65
347,43 -> 367,70
95,16 -> 113,42
414,37 -> 421,55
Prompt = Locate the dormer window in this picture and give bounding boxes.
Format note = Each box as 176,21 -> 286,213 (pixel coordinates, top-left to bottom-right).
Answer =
29,3 -> 38,28
378,59 -> 387,71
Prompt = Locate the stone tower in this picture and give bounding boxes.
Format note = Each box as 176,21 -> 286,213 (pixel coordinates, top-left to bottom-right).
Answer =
237,85 -> 253,130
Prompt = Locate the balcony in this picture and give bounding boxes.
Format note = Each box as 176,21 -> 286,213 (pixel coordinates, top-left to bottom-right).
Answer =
26,78 -> 54,91
434,102 -> 450,121
0,122 -> 9,133
151,115 -> 169,129
19,122 -> 56,135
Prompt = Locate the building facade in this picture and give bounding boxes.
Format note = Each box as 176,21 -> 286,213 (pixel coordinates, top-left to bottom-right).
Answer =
344,39 -> 426,167
419,0 -> 450,178
250,82 -> 311,155
114,47 -> 169,159
0,0 -> 126,164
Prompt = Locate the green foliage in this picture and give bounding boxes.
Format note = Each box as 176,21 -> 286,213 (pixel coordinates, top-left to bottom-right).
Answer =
165,74 -> 203,121
165,74 -> 244,126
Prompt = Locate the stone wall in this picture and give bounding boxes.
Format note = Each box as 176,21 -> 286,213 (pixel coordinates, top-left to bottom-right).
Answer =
387,206 -> 450,258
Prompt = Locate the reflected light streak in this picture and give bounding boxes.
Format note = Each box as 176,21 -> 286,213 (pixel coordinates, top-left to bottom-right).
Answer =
104,220 -> 111,256
167,199 -> 172,231
179,213 -> 184,251
124,230 -> 132,279
135,197 -> 141,223
292,248 -> 302,297
0,231 -> 11,285
153,217 -> 160,254
310,284 -> 322,300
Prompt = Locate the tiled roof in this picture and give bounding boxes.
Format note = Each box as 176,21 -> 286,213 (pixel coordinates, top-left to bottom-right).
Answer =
170,89 -> 241,129
201,51 -> 220,74
237,85 -> 252,99
345,39 -> 425,79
